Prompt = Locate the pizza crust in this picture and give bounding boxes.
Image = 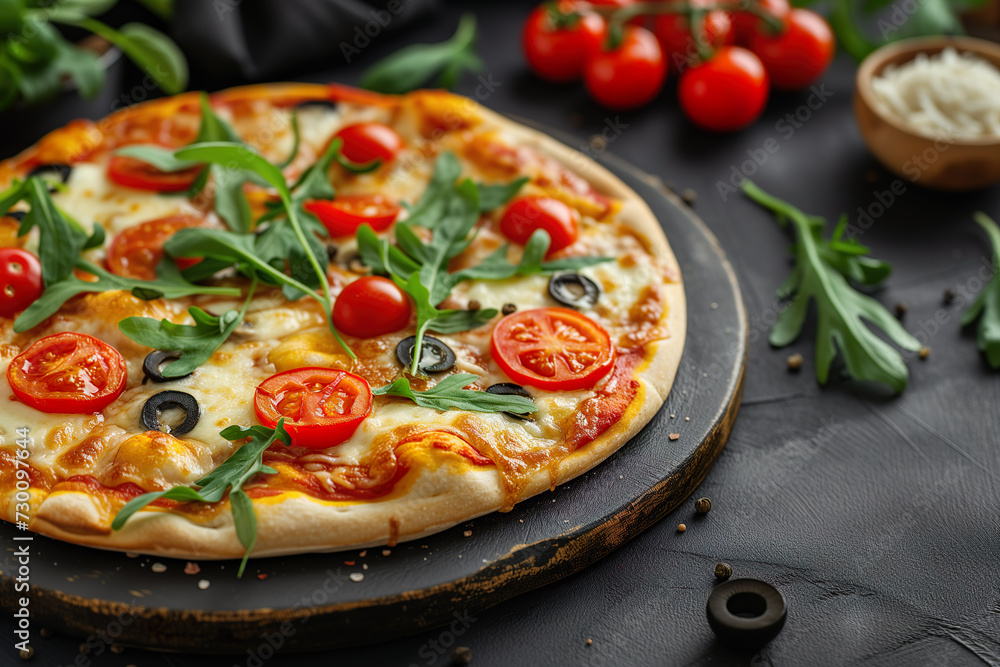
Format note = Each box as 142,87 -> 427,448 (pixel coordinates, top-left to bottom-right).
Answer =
15,85 -> 686,560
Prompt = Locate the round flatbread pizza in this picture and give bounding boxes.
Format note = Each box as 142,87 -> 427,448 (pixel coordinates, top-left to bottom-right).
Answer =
0,83 -> 685,570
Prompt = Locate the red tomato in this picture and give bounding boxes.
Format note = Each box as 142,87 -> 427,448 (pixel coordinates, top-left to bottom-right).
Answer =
748,9 -> 834,90
107,155 -> 202,193
7,332 -> 128,414
587,0 -> 644,25
490,308 -> 615,391
107,214 -> 205,281
333,276 -> 412,339
678,46 -> 769,132
522,2 -> 607,83
584,26 -> 666,110
500,196 -> 579,255
255,368 -> 372,449
731,0 -> 790,45
654,2 -> 733,72
305,195 -> 401,237
333,123 -> 402,164
0,248 -> 43,317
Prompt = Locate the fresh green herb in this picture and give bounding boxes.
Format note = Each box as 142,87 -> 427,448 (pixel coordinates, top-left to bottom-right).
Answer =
360,13 -> 483,94
374,374 -> 536,414
118,277 -> 256,378
476,177 -> 529,212
13,177 -> 89,285
111,420 -> 291,578
742,180 -> 920,392
961,212 -> 1000,368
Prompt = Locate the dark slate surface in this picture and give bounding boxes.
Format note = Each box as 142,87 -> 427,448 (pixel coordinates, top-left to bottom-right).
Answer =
3,0 -> 1000,665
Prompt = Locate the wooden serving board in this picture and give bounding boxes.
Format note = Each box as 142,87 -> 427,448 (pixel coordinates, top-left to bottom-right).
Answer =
0,130 -> 747,653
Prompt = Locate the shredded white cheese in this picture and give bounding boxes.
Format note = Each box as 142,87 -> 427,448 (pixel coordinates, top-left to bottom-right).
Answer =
870,48 -> 1000,139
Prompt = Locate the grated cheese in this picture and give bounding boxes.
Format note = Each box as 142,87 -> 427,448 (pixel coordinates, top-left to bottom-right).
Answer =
870,48 -> 1000,139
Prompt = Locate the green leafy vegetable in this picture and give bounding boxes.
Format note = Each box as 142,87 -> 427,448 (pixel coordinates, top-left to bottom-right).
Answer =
374,374 -> 536,414
476,177 -> 529,212
361,13 -> 483,94
111,420 -> 291,578
73,17 -> 188,94
961,212 -> 1000,368
742,180 -> 920,392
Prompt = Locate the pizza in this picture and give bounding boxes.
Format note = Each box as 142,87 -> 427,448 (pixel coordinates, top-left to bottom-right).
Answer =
0,83 -> 685,569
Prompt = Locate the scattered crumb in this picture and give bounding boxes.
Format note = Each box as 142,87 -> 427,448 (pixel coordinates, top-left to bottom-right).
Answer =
670,414 -> 675,419
519,519 -> 524,523
363,563 -> 369,570
359,550 -> 367,557
695,497 -> 712,514
715,562 -> 733,580
894,301 -> 908,318
257,573 -> 267,580
685,417 -> 690,422
710,302 -> 718,310
79,643 -> 90,655
18,646 -> 34,659
669,433 -> 680,441
382,549 -> 391,556
586,638 -> 593,646
125,552 -> 139,559
184,562 -> 200,575
110,643 -> 124,654
943,288 -> 956,305
151,562 -> 166,573
787,353 -> 803,371
452,646 -> 473,665
197,579 -> 210,590
919,346 -> 930,360
677,523 -> 687,533
349,572 -> 364,583
463,530 -> 472,538
345,560 -> 355,566
681,188 -> 697,206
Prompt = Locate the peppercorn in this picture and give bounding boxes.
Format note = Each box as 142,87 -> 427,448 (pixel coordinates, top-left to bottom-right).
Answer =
894,301 -> 908,318
677,523 -> 687,533
19,646 -> 34,660
786,353 -> 803,371
714,563 -> 733,580
695,497 -> 712,514
943,288 -> 956,305
919,346 -> 930,360
451,646 -> 473,665
467,299 -> 481,311
502,303 -> 517,315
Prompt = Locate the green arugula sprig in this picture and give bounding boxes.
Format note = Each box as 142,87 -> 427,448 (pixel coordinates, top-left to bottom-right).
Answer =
742,180 -> 920,392
111,420 -> 291,578
962,212 -> 1000,368
374,373 -> 537,414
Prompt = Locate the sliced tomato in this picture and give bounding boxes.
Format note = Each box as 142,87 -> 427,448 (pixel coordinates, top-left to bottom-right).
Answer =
107,155 -> 202,193
0,248 -> 43,317
7,332 -> 128,414
305,195 -> 401,237
491,307 -> 615,391
255,368 -> 373,449
500,196 -> 579,255
107,214 -> 205,281
333,123 -> 402,165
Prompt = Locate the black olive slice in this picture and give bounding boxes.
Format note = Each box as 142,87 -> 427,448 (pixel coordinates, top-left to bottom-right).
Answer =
294,99 -> 338,111
396,336 -> 456,374
548,273 -> 600,310
27,163 -> 72,190
706,579 -> 787,650
4,210 -> 25,222
141,391 -> 201,436
142,350 -> 192,384
486,383 -> 536,421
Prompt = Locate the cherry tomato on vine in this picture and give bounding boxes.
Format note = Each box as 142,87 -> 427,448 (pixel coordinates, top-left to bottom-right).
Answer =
333,276 -> 412,339
731,0 -> 790,45
0,248 -> 42,317
491,307 -> 616,391
584,25 -> 666,110
654,1 -> 733,73
522,2 -> 607,83
255,368 -> 372,449
107,155 -> 202,192
305,195 -> 401,237
7,332 -> 128,414
678,46 -> 769,132
748,9 -> 834,90
106,214 -> 205,281
587,0 -> 644,25
333,123 -> 402,164
500,196 -> 579,255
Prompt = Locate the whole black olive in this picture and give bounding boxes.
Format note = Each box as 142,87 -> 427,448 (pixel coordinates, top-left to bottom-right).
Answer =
142,350 -> 192,384
396,335 -> 457,374
485,383 -> 536,421
548,273 -> 600,310
27,163 -> 72,190
706,579 -> 787,650
141,391 -> 201,436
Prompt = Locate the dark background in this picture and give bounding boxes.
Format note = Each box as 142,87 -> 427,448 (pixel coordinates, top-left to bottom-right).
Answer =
3,1 -> 1000,665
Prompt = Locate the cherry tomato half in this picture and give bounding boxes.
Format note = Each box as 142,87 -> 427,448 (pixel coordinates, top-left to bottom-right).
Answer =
500,196 -> 580,255
333,123 -> 402,165
731,0 -> 790,45
107,214 -> 205,281
107,155 -> 202,193
678,46 -> 769,132
0,248 -> 43,317
305,195 -> 401,237
584,26 -> 666,110
333,276 -> 412,339
654,1 -> 733,72
255,368 -> 372,449
491,307 -> 615,391
748,9 -> 834,90
522,2 -> 607,83
7,332 -> 128,414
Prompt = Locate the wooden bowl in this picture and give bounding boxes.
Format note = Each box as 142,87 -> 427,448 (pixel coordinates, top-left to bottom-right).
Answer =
854,36 -> 1000,191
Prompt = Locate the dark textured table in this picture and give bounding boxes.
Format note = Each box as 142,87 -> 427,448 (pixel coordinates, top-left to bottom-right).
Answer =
3,1 -> 1000,665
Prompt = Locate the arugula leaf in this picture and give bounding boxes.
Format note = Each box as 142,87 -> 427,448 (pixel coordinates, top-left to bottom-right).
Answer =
374,374 -> 536,414
402,151 -> 463,229
742,180 -> 920,392
75,18 -> 188,94
361,13 -> 483,94
111,420 -> 291,578
113,145 -> 200,172
961,212 -> 1000,368
16,177 -> 88,285
476,176 -> 529,212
